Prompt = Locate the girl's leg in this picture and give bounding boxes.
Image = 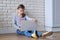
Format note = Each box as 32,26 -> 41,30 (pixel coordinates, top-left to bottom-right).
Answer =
37,31 -> 42,37
16,29 -> 25,35
42,31 -> 53,37
24,30 -> 34,37
24,30 -> 39,38
31,30 -> 38,38
31,31 -> 42,38
31,31 -> 53,38
16,30 -> 34,37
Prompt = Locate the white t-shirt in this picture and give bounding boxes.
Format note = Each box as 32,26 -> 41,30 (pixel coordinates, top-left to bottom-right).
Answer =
13,14 -> 33,29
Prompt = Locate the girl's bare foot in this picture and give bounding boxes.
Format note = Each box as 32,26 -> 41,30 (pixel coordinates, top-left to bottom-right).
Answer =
42,32 -> 53,37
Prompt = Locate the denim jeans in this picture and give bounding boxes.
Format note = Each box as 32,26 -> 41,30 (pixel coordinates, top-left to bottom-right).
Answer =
16,29 -> 42,37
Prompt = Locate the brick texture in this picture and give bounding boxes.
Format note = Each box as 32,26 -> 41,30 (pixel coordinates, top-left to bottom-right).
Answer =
0,0 -> 45,34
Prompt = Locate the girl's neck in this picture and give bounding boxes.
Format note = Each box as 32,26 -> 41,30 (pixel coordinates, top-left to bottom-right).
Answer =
18,14 -> 22,18
18,13 -> 26,18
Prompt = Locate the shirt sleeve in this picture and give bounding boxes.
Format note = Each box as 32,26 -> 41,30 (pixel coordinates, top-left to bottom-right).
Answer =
25,15 -> 33,21
12,14 -> 20,29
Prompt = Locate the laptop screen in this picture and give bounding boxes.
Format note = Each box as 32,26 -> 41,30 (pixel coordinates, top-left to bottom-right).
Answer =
20,20 -> 37,31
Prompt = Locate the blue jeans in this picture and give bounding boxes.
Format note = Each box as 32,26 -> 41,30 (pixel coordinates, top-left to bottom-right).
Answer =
16,29 -> 42,37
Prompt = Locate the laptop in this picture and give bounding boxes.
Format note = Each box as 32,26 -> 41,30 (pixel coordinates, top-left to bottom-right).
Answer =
20,20 -> 37,31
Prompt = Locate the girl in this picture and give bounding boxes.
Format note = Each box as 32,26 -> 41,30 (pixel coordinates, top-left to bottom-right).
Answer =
14,4 -> 53,38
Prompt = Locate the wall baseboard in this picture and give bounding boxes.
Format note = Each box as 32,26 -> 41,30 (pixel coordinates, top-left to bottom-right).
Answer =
45,26 -> 60,32
52,27 -> 60,32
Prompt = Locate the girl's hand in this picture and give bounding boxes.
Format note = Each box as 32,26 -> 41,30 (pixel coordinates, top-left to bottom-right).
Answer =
32,18 -> 37,22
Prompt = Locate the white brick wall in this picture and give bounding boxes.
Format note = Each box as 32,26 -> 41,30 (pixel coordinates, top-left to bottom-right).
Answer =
0,0 -> 45,34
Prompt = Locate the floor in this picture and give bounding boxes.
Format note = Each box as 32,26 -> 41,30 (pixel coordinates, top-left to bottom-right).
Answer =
0,32 -> 60,40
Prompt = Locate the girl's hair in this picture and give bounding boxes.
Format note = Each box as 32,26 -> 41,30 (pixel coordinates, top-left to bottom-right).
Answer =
17,4 -> 25,9
17,4 -> 26,18
21,13 -> 26,18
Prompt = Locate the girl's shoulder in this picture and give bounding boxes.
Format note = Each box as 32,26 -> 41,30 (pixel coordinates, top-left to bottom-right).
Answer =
25,15 -> 28,17
13,13 -> 19,19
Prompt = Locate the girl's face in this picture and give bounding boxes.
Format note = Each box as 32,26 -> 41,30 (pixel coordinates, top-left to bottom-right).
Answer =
17,8 -> 24,15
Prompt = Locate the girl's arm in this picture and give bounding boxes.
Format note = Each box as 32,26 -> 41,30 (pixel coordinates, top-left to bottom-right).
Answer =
12,15 -> 20,29
25,16 -> 37,22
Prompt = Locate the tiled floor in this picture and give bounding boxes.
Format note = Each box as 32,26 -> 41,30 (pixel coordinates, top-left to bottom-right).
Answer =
0,32 -> 60,40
